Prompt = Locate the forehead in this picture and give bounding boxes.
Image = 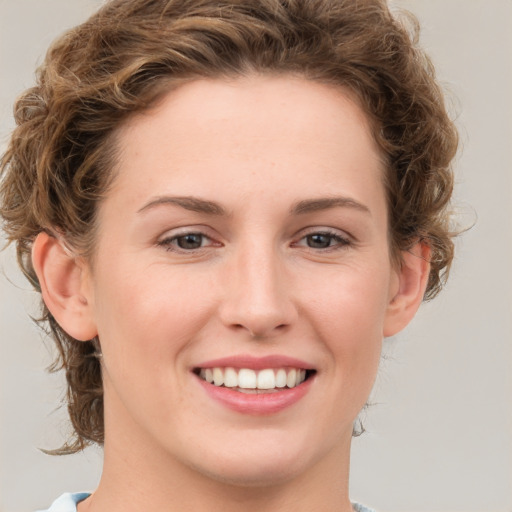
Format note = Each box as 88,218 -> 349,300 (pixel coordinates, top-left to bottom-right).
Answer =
121,74 -> 378,148
107,74 -> 386,215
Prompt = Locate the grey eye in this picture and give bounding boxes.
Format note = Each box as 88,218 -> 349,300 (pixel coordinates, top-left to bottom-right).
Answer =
306,233 -> 336,249
176,233 -> 204,249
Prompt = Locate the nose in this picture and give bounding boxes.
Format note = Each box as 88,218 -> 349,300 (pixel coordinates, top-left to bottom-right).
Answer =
218,241 -> 298,339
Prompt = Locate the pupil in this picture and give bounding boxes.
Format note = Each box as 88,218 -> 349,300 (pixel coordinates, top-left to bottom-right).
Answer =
307,234 -> 332,248
177,234 -> 203,249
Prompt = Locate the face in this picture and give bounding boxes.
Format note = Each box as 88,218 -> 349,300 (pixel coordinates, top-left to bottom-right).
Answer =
82,75 -> 402,486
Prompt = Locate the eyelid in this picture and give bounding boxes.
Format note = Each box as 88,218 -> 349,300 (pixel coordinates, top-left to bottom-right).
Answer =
156,224 -> 214,241
292,227 -> 353,249
295,225 -> 352,240
156,226 -> 222,252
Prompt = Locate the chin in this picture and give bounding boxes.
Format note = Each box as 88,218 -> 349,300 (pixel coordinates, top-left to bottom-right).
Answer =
180,433 -> 326,489
192,457 -> 307,488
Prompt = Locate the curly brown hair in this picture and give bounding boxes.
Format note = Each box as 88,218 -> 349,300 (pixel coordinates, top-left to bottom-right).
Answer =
0,0 -> 458,454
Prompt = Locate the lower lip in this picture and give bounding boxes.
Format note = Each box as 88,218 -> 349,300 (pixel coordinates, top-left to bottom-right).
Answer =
195,374 -> 314,415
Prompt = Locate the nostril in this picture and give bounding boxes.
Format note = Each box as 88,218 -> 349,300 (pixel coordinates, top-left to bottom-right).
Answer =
244,323 -> 290,339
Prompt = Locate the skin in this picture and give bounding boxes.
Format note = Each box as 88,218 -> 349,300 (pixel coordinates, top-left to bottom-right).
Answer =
33,74 -> 429,512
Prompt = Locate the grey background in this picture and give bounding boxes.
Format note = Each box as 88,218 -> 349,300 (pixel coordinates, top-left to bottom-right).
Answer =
0,1 -> 511,511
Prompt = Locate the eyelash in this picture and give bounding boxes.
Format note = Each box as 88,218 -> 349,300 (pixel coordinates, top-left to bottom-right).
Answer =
157,229 -> 352,253
293,230 -> 352,251
157,232 -> 216,252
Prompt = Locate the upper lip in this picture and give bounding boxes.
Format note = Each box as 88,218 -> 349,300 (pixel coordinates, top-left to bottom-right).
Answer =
193,354 -> 315,371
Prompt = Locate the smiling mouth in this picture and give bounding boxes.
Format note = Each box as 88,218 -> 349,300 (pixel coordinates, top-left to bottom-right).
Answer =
194,367 -> 315,393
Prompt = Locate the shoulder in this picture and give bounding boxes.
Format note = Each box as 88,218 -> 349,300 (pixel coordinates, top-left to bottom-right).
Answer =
36,493 -> 91,512
353,503 -> 377,512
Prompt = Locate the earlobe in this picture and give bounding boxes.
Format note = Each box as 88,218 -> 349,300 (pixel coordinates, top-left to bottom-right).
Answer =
383,242 -> 431,337
32,232 -> 97,341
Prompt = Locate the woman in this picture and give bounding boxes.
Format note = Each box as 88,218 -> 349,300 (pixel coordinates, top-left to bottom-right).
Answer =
0,1 -> 457,511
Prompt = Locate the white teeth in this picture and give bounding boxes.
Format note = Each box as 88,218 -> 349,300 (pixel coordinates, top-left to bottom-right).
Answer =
238,369 -> 257,389
198,367 -> 309,391
224,367 -> 238,388
286,368 -> 297,388
275,368 -> 287,388
213,367 -> 224,386
257,369 -> 275,389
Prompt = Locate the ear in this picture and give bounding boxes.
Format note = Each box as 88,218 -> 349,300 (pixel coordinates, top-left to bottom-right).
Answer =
383,242 -> 431,337
32,232 -> 97,341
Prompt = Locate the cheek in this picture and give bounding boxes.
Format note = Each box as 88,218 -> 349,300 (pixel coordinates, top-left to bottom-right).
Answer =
310,263 -> 391,334
90,263 -> 216,367
305,262 -> 391,373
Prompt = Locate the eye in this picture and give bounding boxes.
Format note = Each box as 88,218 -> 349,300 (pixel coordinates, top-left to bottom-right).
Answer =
158,231 -> 215,252
295,230 -> 351,250
175,233 -> 206,249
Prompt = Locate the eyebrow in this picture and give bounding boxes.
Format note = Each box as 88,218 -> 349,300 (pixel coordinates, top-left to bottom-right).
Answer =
290,196 -> 371,216
137,196 -> 227,216
137,195 -> 371,217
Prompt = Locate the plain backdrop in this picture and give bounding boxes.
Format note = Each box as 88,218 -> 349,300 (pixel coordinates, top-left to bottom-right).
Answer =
0,1 -> 511,511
